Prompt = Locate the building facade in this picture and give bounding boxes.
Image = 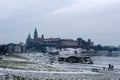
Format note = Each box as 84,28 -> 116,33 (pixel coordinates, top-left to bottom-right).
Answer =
26,28 -> 94,52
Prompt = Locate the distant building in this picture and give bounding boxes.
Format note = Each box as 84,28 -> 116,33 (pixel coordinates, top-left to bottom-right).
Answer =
26,30 -> 60,52
60,39 -> 78,46
87,39 -> 94,46
14,45 -> 21,53
77,38 -> 93,47
26,28 -> 94,52
7,43 -> 25,53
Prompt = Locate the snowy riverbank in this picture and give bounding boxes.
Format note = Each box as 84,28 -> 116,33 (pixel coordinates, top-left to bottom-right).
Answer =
0,52 -> 120,79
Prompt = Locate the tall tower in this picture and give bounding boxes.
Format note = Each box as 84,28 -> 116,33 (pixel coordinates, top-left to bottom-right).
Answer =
28,33 -> 31,39
26,33 -> 32,49
34,28 -> 38,39
41,34 -> 44,39
26,33 -> 31,44
26,33 -> 32,51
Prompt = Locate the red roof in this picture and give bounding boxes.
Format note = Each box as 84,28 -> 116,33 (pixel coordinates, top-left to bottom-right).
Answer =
60,39 -> 74,41
33,38 -> 60,42
44,38 -> 60,41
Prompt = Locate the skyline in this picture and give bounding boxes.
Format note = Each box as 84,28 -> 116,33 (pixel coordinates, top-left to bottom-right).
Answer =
0,0 -> 120,46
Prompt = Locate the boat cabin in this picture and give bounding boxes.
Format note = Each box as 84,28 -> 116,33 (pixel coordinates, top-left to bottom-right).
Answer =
58,56 -> 93,64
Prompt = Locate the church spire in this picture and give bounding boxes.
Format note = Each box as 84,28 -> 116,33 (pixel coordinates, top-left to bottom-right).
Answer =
34,28 -> 38,39
26,33 -> 31,44
28,33 -> 31,40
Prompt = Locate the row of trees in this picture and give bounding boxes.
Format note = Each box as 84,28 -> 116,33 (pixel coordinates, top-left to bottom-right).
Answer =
0,45 -> 8,55
95,44 -> 118,51
0,43 -> 119,55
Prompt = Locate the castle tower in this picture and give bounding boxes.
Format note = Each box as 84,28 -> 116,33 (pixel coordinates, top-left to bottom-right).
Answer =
41,34 -> 44,39
26,33 -> 31,44
28,33 -> 31,40
34,28 -> 38,39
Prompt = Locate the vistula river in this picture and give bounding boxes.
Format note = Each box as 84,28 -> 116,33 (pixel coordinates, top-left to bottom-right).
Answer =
91,51 -> 120,69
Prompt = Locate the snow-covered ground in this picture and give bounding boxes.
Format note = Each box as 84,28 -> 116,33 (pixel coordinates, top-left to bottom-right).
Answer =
0,51 -> 120,79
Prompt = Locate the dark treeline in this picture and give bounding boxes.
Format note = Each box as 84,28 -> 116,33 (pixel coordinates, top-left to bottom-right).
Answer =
0,43 -> 119,55
0,45 -> 8,55
95,44 -> 118,51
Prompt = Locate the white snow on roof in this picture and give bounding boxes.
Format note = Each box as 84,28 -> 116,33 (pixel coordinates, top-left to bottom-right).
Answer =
59,48 -> 82,57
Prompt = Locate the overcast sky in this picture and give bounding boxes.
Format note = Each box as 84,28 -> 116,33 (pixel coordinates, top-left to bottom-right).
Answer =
0,0 -> 120,46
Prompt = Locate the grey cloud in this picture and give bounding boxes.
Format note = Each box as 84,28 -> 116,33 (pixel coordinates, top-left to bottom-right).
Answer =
0,0 -> 120,46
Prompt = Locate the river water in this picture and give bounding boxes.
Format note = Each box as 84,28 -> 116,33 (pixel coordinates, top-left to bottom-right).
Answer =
91,51 -> 120,69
